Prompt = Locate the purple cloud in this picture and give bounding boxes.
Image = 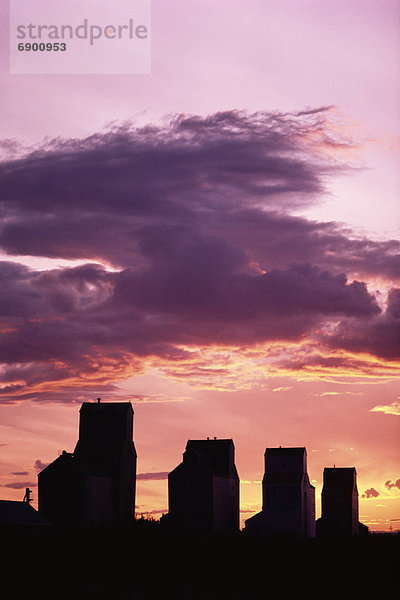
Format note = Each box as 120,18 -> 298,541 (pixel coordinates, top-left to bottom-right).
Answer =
0,259 -> 380,368
0,109 -> 398,401
2,481 -> 37,489
325,288 -> 400,360
34,460 -> 49,471
0,110 -> 397,279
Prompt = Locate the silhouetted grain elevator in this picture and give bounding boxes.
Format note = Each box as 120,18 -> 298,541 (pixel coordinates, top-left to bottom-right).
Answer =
244,446 -> 315,538
38,400 -> 137,525
163,438 -> 240,533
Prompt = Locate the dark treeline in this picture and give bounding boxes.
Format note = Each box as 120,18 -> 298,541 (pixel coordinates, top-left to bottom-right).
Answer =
1,519 -> 399,600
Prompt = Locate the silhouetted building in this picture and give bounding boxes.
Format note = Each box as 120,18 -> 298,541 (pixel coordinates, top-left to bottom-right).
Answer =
38,400 -> 137,526
244,447 -> 315,538
162,438 -> 240,533
0,499 -> 50,541
0,499 -> 50,528
316,467 -> 367,537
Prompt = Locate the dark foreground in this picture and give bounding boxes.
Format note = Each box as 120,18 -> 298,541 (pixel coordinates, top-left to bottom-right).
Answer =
1,520 -> 399,600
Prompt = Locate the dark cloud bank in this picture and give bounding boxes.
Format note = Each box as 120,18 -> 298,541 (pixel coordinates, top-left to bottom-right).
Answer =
0,109 -> 399,401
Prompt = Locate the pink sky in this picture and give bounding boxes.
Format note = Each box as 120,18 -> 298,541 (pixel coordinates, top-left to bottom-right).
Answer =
0,0 -> 399,531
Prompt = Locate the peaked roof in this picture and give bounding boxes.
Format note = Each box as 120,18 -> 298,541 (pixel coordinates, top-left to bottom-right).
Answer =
265,447 -> 306,456
80,401 -> 133,413
323,467 -> 357,492
324,467 -> 356,475
37,451 -> 77,477
186,438 -> 234,449
171,438 -> 237,478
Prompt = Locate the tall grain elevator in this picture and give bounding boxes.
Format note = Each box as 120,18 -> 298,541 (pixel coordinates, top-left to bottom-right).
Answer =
316,467 -> 367,536
162,438 -> 240,533
38,400 -> 137,525
244,447 -> 315,538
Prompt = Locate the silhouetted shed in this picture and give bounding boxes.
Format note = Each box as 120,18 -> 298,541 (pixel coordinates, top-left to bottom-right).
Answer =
0,499 -> 50,540
0,499 -> 50,527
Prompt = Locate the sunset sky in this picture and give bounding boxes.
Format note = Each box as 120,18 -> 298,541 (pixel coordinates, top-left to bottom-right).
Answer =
0,0 -> 399,532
